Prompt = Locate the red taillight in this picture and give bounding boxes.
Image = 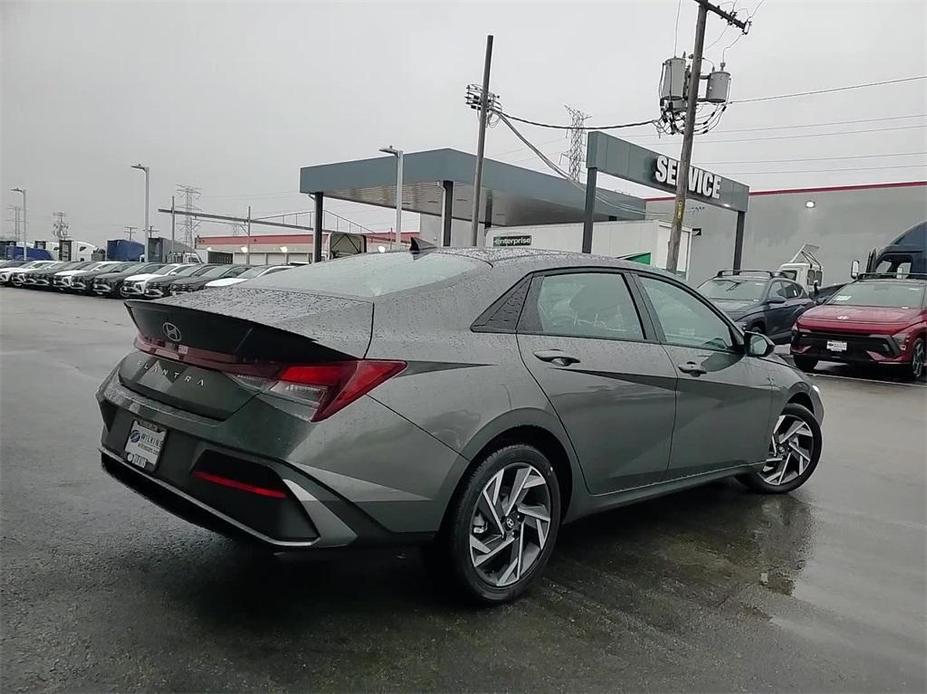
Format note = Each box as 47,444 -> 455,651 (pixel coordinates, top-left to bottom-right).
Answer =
276,360 -> 406,421
135,333 -> 405,421
191,470 -> 288,499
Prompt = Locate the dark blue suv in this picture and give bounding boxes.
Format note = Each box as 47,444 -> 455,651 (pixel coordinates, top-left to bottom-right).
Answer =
698,270 -> 815,343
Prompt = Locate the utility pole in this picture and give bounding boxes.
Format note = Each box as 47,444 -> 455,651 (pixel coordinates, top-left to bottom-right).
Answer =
666,0 -> 748,273
125,226 -> 138,241
469,34 -> 494,248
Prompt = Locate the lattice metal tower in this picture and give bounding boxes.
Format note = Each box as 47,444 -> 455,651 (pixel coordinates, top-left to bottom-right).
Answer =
52,211 -> 70,240
175,185 -> 201,248
565,106 -> 590,181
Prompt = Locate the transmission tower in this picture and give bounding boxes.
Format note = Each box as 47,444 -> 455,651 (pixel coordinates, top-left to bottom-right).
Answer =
565,106 -> 590,181
52,211 -> 70,240
175,184 -> 201,248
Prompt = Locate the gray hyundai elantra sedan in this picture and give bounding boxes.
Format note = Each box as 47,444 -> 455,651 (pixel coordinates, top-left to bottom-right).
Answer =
97,247 -> 823,604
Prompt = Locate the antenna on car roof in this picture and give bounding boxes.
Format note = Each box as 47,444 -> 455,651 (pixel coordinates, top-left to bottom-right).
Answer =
409,236 -> 437,254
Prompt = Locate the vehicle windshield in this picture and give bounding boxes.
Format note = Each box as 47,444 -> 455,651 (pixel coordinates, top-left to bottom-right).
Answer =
827,281 -> 926,309
155,264 -> 185,275
698,278 -> 768,302
251,252 -> 482,297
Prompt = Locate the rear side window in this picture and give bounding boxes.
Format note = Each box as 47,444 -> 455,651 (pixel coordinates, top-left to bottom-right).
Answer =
520,272 -> 644,341
251,252 -> 482,297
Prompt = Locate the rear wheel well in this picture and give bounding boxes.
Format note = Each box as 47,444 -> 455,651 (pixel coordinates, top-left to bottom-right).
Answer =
460,426 -> 573,522
787,391 -> 814,414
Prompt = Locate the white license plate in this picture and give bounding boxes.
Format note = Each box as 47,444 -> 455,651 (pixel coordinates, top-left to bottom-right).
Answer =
124,420 -> 166,472
826,340 -> 848,353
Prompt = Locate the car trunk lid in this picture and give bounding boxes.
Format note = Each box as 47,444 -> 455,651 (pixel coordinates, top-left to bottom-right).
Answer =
121,288 -> 375,419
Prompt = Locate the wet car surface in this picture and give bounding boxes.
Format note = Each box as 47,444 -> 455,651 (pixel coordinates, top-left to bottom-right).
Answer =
2,290 -> 925,692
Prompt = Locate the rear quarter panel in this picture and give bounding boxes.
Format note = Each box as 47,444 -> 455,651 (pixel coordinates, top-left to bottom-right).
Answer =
365,271 -> 589,520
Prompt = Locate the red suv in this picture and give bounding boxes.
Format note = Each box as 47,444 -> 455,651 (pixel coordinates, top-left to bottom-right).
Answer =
791,275 -> 926,380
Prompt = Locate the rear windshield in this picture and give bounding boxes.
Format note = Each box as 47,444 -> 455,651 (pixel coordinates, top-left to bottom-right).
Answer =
827,281 -> 926,308
698,278 -> 767,301
251,252 -> 483,297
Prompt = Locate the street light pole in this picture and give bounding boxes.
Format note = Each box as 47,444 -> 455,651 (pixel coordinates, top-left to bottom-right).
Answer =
379,146 -> 404,249
130,163 -> 150,250
10,187 -> 26,260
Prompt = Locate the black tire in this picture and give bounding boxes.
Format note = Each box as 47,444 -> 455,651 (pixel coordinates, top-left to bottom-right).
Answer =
792,355 -> 818,372
907,337 -> 925,382
738,403 -> 822,494
431,443 -> 561,605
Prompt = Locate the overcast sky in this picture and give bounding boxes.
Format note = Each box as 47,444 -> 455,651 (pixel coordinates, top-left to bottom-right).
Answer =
2,0 -> 925,247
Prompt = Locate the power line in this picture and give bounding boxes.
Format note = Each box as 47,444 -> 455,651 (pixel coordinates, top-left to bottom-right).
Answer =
645,123 -> 925,146
498,110 -> 658,131
730,75 -> 927,104
704,151 -> 927,165
496,113 -> 659,219
717,164 -> 927,175
492,113 -> 926,161
672,0 -> 683,55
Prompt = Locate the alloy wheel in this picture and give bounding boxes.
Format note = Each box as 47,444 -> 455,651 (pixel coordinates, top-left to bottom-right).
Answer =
762,414 -> 814,486
912,340 -> 925,380
469,463 -> 552,587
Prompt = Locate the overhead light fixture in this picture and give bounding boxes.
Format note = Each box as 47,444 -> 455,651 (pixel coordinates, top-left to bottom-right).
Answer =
279,246 -> 288,253
805,200 -> 816,208
240,246 -> 248,253
206,246 -> 212,252
377,245 -> 386,253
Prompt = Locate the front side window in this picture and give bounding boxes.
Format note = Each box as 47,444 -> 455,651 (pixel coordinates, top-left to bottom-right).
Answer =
521,272 -> 644,341
640,276 -> 734,351
770,281 -> 790,299
783,282 -> 803,299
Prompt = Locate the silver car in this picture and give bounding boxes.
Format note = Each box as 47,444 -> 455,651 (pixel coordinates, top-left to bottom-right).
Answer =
97,248 -> 824,604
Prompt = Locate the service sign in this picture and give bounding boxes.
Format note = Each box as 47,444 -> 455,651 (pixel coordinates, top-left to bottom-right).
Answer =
493,235 -> 532,247
585,131 -> 749,212
654,155 -> 723,200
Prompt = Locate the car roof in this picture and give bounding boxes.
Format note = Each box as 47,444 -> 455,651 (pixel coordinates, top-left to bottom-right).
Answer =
429,246 -> 675,275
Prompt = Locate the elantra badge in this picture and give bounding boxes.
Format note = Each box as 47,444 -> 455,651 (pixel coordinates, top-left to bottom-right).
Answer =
162,322 -> 183,342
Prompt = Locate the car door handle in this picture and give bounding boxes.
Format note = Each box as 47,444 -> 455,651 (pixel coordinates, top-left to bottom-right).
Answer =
677,361 -> 707,376
534,350 -> 581,367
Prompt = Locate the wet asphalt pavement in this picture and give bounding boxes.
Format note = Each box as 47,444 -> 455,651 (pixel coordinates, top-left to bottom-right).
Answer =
2,289 -> 925,692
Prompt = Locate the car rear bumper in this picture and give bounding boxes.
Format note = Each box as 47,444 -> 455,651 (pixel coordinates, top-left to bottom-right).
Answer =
96,368 -> 459,547
791,331 -> 908,365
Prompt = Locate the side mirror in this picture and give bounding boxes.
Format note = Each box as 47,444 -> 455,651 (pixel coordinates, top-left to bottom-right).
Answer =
850,259 -> 860,279
746,331 -> 775,358
767,295 -> 786,304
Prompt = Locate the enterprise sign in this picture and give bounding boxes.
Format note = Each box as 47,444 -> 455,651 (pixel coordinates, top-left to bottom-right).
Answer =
654,155 -> 722,200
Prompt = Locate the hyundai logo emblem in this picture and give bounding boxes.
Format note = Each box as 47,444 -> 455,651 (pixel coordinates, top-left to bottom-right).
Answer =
836,315 -> 849,320
162,322 -> 183,342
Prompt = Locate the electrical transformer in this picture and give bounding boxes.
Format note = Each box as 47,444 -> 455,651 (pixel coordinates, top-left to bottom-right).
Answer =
706,69 -> 731,104
660,57 -> 687,110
